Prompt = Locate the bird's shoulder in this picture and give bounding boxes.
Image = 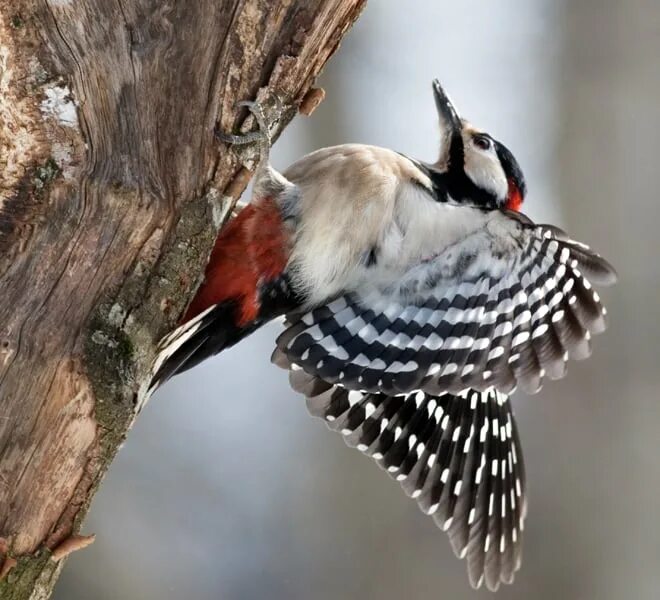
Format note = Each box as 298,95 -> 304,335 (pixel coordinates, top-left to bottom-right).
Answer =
283,144 -> 430,191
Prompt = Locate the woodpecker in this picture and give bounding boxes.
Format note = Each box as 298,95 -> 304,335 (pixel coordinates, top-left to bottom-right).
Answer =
149,81 -> 616,591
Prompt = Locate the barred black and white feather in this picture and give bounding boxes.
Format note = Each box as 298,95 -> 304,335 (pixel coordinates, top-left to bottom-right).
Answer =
277,215 -> 616,399
271,212 -> 615,590
273,358 -> 526,591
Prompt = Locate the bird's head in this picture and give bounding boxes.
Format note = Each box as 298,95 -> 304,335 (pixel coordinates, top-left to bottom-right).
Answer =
433,79 -> 526,211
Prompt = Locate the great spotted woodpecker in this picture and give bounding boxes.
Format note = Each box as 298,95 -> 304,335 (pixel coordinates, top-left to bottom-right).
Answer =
149,81 -> 616,591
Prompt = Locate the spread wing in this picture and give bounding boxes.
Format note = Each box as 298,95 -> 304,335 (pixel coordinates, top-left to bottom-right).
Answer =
276,213 -> 617,397
271,212 -> 615,590
279,368 -> 527,591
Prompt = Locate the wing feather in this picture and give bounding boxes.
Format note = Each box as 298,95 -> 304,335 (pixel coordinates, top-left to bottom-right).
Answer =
300,383 -> 527,590
272,213 -> 612,591
276,216 -> 616,396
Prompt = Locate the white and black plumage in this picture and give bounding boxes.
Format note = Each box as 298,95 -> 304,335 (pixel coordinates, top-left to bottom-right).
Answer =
149,81 -> 617,591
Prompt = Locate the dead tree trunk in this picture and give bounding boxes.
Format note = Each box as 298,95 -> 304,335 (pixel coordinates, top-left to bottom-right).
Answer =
0,1 -> 365,597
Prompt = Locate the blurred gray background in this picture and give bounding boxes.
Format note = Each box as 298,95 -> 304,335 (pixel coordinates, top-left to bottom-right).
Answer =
55,1 -> 659,598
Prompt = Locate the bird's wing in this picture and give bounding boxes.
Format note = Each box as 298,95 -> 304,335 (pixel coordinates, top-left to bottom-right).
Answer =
271,210 -> 615,590
275,211 -> 616,397
285,374 -> 526,590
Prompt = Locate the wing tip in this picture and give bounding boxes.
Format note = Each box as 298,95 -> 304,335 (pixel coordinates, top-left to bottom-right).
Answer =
298,383 -> 526,592
582,252 -> 618,286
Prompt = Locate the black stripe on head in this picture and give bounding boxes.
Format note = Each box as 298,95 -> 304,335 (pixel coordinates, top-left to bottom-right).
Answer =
495,141 -> 527,199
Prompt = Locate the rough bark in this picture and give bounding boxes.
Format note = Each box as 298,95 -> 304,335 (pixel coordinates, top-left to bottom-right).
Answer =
0,1 -> 366,597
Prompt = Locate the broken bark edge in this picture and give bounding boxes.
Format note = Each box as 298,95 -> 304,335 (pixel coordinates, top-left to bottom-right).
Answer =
50,536 -> 95,563
299,87 -> 326,116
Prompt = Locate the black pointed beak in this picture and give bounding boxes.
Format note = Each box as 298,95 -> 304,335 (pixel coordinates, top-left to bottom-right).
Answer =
432,79 -> 464,171
432,79 -> 461,134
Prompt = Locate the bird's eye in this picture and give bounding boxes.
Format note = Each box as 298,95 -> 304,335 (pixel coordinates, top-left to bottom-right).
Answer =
473,135 -> 492,151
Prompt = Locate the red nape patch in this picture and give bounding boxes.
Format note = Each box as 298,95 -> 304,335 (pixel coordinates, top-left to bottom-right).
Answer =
505,179 -> 523,212
182,198 -> 289,326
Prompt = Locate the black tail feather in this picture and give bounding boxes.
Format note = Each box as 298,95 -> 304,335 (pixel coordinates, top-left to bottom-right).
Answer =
149,301 -> 261,393
149,274 -> 301,395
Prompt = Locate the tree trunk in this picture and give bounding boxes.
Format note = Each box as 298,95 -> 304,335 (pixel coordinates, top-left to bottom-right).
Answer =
0,1 -> 365,597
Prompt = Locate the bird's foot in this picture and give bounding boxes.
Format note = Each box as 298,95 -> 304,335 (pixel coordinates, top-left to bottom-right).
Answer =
215,97 -> 284,164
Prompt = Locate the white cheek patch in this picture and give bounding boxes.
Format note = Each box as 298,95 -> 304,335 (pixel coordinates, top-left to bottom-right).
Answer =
463,147 -> 508,201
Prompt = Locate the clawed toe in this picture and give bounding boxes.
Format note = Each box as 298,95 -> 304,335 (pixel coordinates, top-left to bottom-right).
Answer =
216,95 -> 287,168
214,126 -> 266,146
217,97 -> 284,149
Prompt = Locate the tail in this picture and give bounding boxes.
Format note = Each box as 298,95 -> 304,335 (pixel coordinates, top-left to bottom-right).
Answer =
147,197 -> 297,395
148,300 -> 264,393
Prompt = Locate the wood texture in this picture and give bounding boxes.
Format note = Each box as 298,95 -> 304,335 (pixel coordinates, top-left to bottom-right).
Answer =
0,0 -> 366,597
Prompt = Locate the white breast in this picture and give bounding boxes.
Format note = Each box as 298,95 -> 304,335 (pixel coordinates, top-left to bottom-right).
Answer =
283,144 -> 494,307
